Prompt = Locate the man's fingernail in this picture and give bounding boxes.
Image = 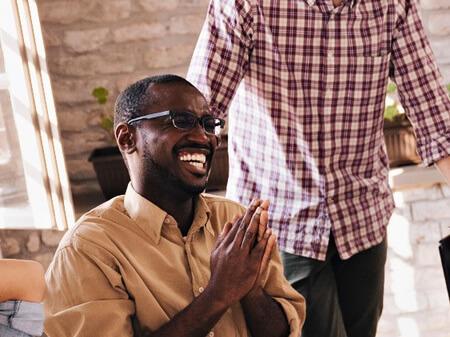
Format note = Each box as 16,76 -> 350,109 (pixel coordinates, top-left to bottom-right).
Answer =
255,206 -> 262,215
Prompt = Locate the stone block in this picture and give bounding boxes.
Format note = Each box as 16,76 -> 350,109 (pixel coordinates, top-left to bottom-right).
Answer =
441,185 -> 450,198
70,179 -> 101,197
428,12 -> 450,36
415,267 -> 447,290
415,242 -> 441,267
52,52 -> 136,77
67,158 -> 97,181
26,232 -> 41,253
421,0 -> 450,10
169,15 -> 204,35
425,289 -> 450,309
440,222 -> 450,237
430,39 -> 450,63
145,44 -> 194,69
52,78 -> 112,105
85,0 -> 132,23
411,198 -> 450,221
113,23 -> 166,43
41,231 -> 65,247
138,0 -> 179,12
38,2 -> 85,24
42,27 -> 62,48
410,221 -> 442,244
0,238 -> 21,256
62,131 -> 110,156
397,185 -> 442,203
64,28 -> 110,53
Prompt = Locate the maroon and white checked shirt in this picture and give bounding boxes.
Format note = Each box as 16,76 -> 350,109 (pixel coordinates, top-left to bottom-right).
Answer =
187,0 -> 450,260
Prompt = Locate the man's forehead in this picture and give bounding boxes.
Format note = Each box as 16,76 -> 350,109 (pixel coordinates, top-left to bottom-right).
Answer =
147,82 -> 208,110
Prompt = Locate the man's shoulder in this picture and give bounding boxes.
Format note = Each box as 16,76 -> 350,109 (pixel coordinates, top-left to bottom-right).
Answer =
57,196 -> 129,252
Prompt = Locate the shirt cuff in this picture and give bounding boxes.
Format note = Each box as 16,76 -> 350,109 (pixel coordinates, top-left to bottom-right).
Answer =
417,133 -> 450,167
272,297 -> 304,337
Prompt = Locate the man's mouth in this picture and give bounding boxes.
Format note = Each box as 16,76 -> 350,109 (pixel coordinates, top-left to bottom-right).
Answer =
178,152 -> 207,169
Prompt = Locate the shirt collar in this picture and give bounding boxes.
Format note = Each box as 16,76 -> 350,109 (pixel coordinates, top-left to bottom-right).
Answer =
123,183 -> 213,244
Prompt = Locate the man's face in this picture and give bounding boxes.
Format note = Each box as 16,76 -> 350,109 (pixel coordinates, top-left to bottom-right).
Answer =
135,82 -> 219,194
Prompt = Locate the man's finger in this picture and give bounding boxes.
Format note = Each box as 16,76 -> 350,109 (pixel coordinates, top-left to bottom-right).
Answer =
257,210 -> 269,241
223,216 -> 242,246
233,199 -> 261,246
259,231 -> 276,276
215,221 -> 233,248
240,206 -> 262,250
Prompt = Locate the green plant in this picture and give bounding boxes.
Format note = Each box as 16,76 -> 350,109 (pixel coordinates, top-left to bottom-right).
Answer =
384,82 -> 450,124
92,87 -> 114,142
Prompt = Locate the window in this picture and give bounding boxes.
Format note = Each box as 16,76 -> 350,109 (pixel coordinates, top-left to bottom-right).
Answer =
0,0 -> 74,229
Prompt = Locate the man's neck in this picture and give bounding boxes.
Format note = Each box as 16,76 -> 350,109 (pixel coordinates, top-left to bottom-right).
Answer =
332,0 -> 343,7
135,181 -> 196,236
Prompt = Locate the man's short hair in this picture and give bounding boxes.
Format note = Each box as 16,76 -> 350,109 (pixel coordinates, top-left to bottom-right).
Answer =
114,74 -> 197,128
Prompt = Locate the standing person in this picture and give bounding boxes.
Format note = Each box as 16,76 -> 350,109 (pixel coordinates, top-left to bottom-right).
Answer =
188,1 -> 450,336
44,74 -> 305,337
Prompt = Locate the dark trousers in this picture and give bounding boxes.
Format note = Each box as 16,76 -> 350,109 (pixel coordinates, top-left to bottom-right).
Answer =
281,236 -> 387,337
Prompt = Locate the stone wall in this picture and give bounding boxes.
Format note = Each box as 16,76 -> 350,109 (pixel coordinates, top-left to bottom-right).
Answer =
378,182 -> 450,337
421,0 -> 450,83
36,0 -> 210,195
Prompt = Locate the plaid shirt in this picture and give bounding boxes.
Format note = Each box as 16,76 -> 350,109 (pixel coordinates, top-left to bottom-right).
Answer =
188,0 -> 450,260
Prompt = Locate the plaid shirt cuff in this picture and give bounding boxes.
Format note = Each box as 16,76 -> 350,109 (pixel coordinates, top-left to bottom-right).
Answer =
418,133 -> 450,167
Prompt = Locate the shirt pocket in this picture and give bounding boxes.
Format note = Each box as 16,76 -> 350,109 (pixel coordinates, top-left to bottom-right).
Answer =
347,2 -> 392,57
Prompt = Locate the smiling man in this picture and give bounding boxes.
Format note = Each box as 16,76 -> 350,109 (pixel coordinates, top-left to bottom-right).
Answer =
44,75 -> 305,337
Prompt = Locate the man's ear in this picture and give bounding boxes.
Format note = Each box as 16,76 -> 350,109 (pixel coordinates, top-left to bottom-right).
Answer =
115,123 -> 137,154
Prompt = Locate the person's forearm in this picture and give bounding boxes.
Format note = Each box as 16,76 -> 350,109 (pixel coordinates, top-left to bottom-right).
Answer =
141,286 -> 229,337
0,259 -> 45,302
436,156 -> 450,185
240,286 -> 290,337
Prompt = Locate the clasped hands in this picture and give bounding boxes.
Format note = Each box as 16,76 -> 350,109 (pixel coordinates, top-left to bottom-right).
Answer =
207,199 -> 276,307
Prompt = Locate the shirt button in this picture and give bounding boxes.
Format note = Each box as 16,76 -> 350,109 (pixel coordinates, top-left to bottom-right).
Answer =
198,286 -> 204,293
208,332 -> 214,337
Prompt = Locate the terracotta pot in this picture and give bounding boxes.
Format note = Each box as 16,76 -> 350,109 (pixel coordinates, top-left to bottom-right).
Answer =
383,123 -> 421,167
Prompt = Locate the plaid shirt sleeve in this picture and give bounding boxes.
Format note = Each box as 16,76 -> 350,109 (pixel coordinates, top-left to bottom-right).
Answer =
390,0 -> 450,166
187,0 -> 254,118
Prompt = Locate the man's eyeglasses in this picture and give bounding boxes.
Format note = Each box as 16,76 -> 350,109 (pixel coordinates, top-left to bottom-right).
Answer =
127,110 -> 225,136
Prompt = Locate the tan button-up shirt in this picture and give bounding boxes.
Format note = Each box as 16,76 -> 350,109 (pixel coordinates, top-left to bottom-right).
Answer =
45,184 -> 305,337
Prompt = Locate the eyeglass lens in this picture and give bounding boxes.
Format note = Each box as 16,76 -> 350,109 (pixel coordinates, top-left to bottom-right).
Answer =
172,112 -> 221,135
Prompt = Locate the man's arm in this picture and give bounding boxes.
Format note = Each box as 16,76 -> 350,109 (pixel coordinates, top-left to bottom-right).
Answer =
187,0 -> 254,118
390,0 -> 450,166
240,201 -> 304,337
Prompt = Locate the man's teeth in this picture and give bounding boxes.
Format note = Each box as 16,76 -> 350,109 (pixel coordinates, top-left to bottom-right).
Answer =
179,153 -> 207,166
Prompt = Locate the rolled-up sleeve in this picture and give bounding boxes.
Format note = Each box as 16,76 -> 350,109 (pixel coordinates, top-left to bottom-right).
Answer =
390,0 -> 450,166
261,246 -> 306,337
44,237 -> 135,337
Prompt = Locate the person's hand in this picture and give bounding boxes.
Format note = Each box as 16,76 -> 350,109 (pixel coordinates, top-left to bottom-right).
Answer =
253,200 -> 276,289
207,199 -> 271,307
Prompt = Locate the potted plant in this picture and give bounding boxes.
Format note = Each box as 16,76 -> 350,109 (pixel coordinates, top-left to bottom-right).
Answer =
88,87 -> 130,199
383,83 -> 450,167
383,82 -> 421,167
88,87 -> 229,199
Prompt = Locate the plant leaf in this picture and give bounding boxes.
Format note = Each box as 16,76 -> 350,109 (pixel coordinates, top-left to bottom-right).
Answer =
384,105 -> 398,121
386,82 -> 397,94
100,115 -> 114,132
92,87 -> 109,105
